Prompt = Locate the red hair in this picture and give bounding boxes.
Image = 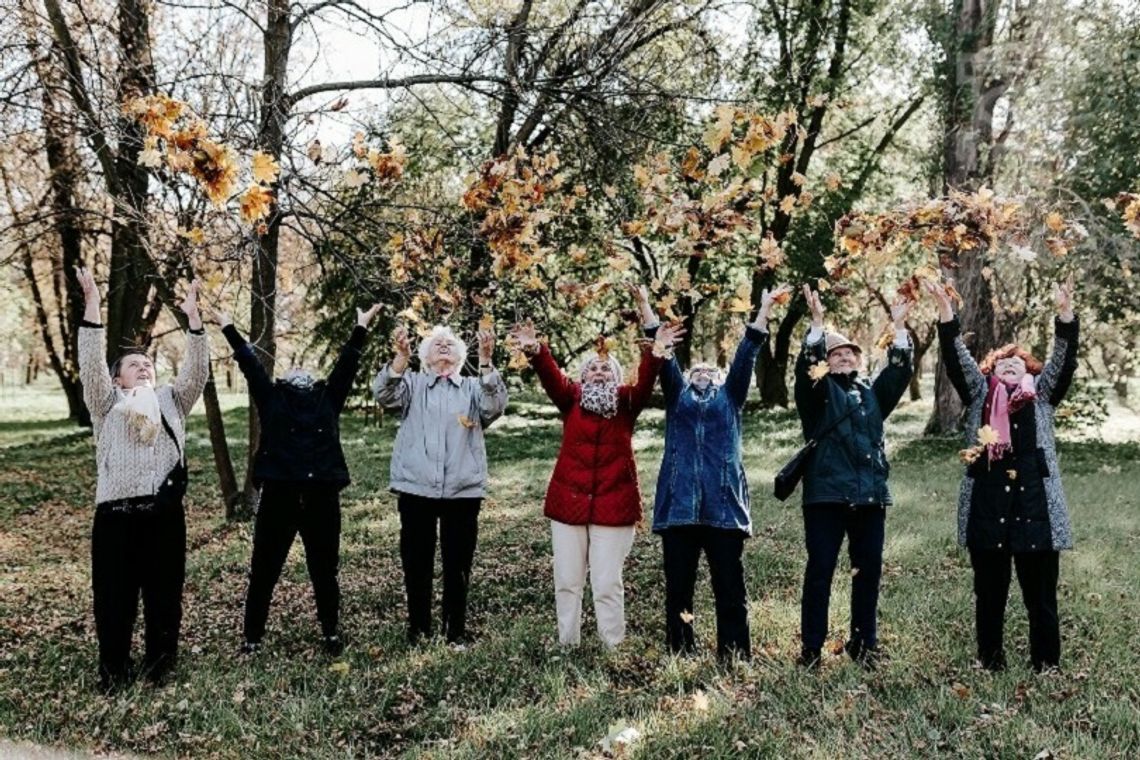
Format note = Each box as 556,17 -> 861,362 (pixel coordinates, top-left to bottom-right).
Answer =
979,344 -> 1043,376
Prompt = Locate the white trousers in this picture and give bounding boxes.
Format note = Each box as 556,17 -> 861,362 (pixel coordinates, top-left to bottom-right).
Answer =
550,521 -> 636,647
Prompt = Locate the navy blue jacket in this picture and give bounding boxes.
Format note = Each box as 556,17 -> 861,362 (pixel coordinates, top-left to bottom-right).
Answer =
651,326 -> 767,535
224,325 -> 367,488
793,333 -> 912,507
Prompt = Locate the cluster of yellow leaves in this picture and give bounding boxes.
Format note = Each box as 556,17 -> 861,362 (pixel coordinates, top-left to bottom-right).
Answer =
124,93 -> 283,231
462,147 -> 565,279
1105,192 -> 1140,239
623,107 -> 816,265
344,132 -> 408,189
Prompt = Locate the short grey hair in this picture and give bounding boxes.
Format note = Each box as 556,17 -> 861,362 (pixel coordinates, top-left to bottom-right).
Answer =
578,352 -> 623,382
418,325 -> 468,368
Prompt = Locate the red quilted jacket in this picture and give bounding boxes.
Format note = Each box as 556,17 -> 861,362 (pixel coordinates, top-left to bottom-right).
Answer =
530,343 -> 663,526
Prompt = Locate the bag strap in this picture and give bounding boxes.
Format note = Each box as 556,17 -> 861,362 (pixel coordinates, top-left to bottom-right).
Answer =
806,393 -> 863,447
158,411 -> 185,466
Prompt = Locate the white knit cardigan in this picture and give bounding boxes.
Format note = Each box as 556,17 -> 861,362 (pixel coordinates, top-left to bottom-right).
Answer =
79,325 -> 210,505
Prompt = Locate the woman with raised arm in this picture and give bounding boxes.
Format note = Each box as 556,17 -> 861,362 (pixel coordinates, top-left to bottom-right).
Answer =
631,282 -> 790,661
507,309 -> 684,649
217,304 -> 381,657
75,266 -> 209,691
928,277 -> 1078,673
373,323 -> 508,646
793,284 -> 914,670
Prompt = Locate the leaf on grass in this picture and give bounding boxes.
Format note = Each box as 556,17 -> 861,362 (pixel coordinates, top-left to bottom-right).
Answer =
692,691 -> 710,712
951,682 -> 971,699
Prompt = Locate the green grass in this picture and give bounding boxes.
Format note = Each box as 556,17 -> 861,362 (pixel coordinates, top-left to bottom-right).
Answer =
1,386 -> 1139,758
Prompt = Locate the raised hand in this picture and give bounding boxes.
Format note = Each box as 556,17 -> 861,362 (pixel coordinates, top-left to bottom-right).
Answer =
890,295 -> 914,328
655,321 -> 687,347
624,282 -> 656,326
922,279 -> 955,323
207,306 -> 233,328
180,280 -> 203,330
802,283 -> 825,328
752,284 -> 792,329
357,303 -> 382,329
507,321 -> 541,354
1054,275 -> 1075,322
391,325 -> 412,373
477,328 -> 495,366
76,266 -> 101,323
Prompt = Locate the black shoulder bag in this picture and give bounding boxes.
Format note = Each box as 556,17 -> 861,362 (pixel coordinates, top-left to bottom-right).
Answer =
156,412 -> 189,510
773,399 -> 862,502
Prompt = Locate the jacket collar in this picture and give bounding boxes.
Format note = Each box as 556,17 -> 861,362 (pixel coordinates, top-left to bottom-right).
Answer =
427,370 -> 463,388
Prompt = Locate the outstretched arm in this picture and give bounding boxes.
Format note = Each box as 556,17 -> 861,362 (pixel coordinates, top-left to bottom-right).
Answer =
327,304 -> 379,413
215,310 -> 274,408
793,285 -> 830,427
632,283 -> 683,403
475,325 -> 508,426
373,325 -> 413,412
1037,278 -> 1079,405
926,280 -> 984,405
171,280 -> 209,416
871,296 -> 915,420
626,322 -> 684,415
725,284 -> 790,408
75,267 -> 115,419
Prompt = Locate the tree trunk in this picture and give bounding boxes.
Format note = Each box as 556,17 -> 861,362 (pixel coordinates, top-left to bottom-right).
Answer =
927,0 -> 1006,434
202,365 -> 242,519
241,0 -> 293,512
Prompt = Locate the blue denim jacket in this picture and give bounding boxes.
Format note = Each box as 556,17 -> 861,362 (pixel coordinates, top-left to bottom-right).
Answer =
650,326 -> 767,535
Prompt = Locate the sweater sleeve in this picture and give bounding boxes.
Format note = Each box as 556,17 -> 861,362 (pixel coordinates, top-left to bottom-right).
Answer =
373,363 -> 411,412
477,369 -> 509,427
78,324 -> 116,420
1037,316 -> 1079,406
936,317 -> 985,405
172,330 -> 210,417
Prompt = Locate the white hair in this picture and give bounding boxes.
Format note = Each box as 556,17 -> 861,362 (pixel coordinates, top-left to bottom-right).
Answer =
418,325 -> 468,369
578,352 -> 623,382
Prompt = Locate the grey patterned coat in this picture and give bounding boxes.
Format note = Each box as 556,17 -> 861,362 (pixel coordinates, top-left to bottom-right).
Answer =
937,316 -> 1079,551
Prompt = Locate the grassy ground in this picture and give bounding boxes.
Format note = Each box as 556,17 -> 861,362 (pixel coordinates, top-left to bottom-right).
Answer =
1,382 -> 1139,759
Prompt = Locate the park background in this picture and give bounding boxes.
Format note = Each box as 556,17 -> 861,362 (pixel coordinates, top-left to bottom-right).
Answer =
2,0 -> 1140,757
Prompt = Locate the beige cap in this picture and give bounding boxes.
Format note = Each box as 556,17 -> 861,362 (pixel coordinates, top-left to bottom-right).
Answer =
825,332 -> 862,356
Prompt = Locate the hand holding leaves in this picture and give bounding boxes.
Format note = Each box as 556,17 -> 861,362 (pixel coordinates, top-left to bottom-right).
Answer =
477,328 -> 495,365
922,279 -> 955,323
392,325 -> 412,372
180,280 -> 203,330
890,296 -> 913,328
507,321 -> 541,355
1055,275 -> 1075,322
802,283 -> 825,328
753,284 -> 791,328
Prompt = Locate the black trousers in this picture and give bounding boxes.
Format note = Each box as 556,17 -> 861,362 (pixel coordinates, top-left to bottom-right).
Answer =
91,501 -> 186,688
800,503 -> 885,653
397,493 -> 481,643
969,548 -> 1060,671
243,481 -> 342,643
661,526 -> 750,660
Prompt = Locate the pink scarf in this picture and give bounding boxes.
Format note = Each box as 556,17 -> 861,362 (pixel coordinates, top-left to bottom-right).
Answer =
982,374 -> 1036,462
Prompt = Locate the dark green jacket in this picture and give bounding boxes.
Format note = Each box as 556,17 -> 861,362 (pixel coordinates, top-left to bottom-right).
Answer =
793,333 -> 913,507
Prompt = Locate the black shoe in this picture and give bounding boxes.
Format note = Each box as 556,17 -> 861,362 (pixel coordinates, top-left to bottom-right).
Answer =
979,652 -> 1007,672
239,640 -> 262,656
322,634 -> 345,656
796,649 -> 822,670
845,640 -> 886,670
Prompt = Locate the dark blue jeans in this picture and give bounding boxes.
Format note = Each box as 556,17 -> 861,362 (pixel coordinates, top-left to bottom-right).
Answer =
800,503 -> 885,653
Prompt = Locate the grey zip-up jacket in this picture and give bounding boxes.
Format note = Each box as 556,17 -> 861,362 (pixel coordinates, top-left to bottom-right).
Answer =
373,364 -> 508,499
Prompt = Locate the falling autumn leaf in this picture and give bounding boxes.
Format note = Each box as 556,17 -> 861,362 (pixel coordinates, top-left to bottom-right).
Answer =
808,361 -> 830,383
977,425 -> 1001,447
251,151 -> 280,185
238,184 -> 274,223
679,610 -> 694,624
307,139 -> 323,164
458,415 -> 477,429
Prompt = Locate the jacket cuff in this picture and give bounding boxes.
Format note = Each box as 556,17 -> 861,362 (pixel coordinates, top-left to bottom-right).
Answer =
189,327 -> 206,336
80,320 -> 103,329
937,316 -> 961,343
1055,315 -> 1079,341
744,325 -> 768,344
643,325 -> 659,339
222,324 -> 246,353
